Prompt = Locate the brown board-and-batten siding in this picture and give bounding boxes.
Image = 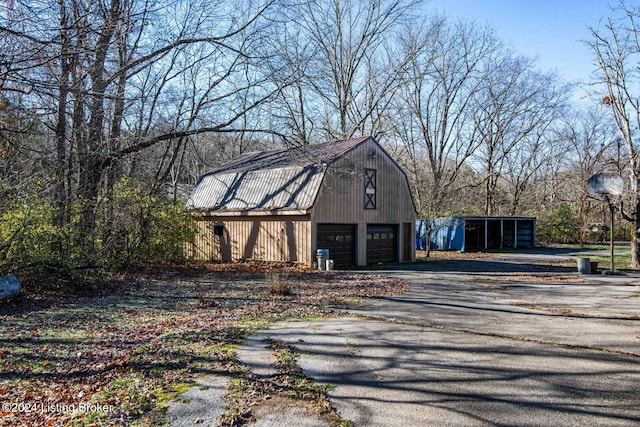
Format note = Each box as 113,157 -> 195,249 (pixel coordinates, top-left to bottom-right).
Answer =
187,136 -> 417,267
311,138 -> 416,265
189,215 -> 312,264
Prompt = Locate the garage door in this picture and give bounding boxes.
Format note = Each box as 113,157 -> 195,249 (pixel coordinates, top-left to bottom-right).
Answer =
367,225 -> 397,264
317,224 -> 356,268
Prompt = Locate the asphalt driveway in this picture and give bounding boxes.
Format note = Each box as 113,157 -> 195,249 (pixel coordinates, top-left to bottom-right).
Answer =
170,255 -> 640,426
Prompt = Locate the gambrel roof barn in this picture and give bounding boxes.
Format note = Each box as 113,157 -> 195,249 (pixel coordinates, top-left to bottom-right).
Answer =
187,136 -> 416,267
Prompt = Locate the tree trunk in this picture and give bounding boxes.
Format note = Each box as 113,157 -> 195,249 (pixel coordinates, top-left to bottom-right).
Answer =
54,2 -> 71,228
78,154 -> 105,259
633,199 -> 640,268
75,0 -> 120,257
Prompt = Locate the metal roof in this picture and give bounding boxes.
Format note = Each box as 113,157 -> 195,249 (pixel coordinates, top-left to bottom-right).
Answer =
187,136 -> 372,212
209,136 -> 370,174
187,164 -> 324,212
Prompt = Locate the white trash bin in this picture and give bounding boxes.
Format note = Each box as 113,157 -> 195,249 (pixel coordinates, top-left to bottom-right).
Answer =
316,249 -> 329,270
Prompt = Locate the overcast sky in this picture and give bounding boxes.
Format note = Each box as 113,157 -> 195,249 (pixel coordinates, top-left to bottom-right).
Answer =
427,0 -> 618,85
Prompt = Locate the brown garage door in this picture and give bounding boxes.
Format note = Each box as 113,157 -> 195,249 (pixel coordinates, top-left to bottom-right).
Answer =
317,224 -> 356,268
367,225 -> 397,264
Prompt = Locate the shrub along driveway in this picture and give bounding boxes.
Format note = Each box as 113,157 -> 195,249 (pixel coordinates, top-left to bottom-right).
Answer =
229,256 -> 640,426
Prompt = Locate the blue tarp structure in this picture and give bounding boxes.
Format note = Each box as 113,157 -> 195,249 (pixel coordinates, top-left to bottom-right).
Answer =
416,218 -> 465,250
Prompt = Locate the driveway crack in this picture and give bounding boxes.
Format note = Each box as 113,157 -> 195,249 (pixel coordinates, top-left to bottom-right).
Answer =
354,313 -> 640,358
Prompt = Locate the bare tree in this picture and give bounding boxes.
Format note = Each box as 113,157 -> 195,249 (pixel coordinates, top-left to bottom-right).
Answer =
0,0 -> 280,263
553,107 -> 618,242
472,55 -> 567,215
271,0 -> 421,144
588,2 -> 640,266
261,19 -> 318,146
501,126 -> 566,216
394,17 -> 501,218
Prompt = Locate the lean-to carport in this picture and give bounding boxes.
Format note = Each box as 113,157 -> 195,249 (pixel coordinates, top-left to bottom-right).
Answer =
419,216 -> 536,252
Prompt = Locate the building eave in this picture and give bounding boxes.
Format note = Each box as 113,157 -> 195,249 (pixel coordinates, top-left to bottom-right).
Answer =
193,208 -> 311,217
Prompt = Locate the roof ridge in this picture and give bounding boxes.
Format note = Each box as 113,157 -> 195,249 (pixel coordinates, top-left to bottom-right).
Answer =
208,135 -> 371,175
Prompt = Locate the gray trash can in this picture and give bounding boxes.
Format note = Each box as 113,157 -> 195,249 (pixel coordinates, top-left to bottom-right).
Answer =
577,257 -> 591,274
316,249 -> 329,270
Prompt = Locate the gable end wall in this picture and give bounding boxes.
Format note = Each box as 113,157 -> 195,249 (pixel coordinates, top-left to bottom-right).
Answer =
311,138 -> 416,265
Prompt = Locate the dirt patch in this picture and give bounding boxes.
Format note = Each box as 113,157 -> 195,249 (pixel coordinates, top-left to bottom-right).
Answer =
510,301 -> 575,315
0,264 -> 407,426
251,396 -> 326,427
471,273 -> 589,284
508,274 -> 587,283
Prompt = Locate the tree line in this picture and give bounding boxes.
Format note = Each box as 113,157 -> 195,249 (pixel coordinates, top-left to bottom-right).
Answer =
1,0 -> 639,276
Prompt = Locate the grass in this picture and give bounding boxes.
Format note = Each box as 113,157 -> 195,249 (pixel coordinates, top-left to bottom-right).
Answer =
544,242 -> 634,271
220,338 -> 353,427
0,264 -> 406,426
269,339 -> 354,427
417,243 -> 639,272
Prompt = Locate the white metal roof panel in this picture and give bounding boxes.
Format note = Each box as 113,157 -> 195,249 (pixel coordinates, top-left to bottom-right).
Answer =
187,164 -> 324,212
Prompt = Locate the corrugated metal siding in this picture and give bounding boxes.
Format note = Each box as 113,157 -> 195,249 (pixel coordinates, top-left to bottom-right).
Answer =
187,165 -> 324,212
425,217 -> 465,250
186,221 -> 223,261
420,216 -> 537,252
188,216 -> 312,264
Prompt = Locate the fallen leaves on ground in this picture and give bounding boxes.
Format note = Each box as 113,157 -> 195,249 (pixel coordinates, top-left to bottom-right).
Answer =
0,264 -> 407,426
